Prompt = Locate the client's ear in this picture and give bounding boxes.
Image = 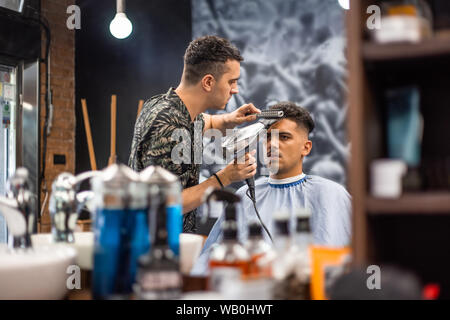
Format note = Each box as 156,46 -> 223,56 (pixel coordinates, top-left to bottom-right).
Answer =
302,140 -> 312,156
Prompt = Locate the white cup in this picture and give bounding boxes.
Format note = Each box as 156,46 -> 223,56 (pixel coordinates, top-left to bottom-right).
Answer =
371,159 -> 407,198
180,233 -> 205,274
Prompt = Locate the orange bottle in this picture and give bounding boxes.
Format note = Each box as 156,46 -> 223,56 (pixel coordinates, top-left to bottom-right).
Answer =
209,197 -> 250,278
245,222 -> 273,278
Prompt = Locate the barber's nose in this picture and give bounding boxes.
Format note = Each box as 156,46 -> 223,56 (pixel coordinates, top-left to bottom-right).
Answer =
230,88 -> 239,94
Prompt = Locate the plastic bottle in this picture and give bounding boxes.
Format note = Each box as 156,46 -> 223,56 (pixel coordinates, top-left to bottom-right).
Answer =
134,186 -> 182,300
292,208 -> 313,299
208,190 -> 250,290
293,208 -> 313,282
271,210 -> 295,282
140,166 -> 182,256
245,221 -> 273,278
92,164 -> 149,299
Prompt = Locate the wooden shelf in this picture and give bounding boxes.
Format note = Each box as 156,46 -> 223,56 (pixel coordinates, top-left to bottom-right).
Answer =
367,192 -> 450,214
362,37 -> 450,61
349,0 -> 450,284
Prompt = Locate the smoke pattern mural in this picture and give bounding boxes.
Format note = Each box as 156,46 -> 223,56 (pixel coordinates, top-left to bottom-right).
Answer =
192,0 -> 349,192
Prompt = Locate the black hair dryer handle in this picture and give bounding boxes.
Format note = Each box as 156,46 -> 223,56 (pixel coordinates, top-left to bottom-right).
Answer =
201,188 -> 241,224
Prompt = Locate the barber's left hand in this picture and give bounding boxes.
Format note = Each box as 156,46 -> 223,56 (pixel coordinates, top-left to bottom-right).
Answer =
226,103 -> 261,128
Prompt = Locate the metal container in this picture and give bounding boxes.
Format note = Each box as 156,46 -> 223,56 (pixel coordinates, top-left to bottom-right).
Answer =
6,167 -> 35,248
49,172 -> 77,243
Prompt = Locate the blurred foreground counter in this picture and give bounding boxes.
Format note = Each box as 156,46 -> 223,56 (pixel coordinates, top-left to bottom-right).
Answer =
67,273 -> 209,300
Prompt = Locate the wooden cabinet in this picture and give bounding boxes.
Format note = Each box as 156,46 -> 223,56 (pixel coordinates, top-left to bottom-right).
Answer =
348,0 -> 450,298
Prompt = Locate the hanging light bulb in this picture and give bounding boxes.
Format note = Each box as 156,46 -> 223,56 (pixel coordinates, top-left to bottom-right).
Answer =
110,0 -> 133,39
338,0 -> 350,10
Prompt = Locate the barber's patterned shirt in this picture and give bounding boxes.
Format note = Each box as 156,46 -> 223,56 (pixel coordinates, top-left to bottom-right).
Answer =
128,88 -> 205,233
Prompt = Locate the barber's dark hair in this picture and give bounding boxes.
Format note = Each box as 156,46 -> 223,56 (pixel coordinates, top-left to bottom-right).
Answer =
270,101 -> 315,134
183,35 -> 243,85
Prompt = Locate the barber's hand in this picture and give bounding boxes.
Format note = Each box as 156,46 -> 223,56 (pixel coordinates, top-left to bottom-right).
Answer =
217,150 -> 257,186
224,103 -> 261,129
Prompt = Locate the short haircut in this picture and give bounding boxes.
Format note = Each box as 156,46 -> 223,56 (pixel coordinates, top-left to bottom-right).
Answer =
270,102 -> 315,134
183,35 -> 243,85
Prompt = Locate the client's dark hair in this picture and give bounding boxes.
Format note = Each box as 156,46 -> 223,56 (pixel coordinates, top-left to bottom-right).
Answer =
270,101 -> 315,134
183,35 -> 243,85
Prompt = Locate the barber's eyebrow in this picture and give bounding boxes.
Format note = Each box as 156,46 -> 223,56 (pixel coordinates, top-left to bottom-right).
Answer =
230,77 -> 240,81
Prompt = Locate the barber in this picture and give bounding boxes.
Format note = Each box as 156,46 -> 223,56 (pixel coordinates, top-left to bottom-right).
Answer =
129,35 -> 260,233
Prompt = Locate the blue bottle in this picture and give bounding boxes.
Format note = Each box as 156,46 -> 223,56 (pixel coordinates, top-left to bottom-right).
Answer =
140,166 -> 183,256
92,164 -> 150,299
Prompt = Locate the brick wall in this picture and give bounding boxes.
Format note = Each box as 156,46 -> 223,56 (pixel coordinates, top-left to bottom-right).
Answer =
39,0 -> 75,232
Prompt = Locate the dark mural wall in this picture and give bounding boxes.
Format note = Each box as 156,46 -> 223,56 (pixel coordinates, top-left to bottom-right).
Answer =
75,0 -> 192,174
192,0 -> 349,190
74,0 -> 349,228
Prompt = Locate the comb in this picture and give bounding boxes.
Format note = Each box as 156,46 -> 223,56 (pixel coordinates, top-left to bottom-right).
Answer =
256,109 -> 284,119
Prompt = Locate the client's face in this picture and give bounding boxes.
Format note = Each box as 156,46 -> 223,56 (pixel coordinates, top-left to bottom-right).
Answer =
265,119 -> 312,178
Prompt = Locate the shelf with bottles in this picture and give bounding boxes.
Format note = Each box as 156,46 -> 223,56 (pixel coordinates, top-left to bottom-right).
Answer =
362,36 -> 450,62
358,0 -> 450,62
348,0 -> 450,267
359,78 -> 450,201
